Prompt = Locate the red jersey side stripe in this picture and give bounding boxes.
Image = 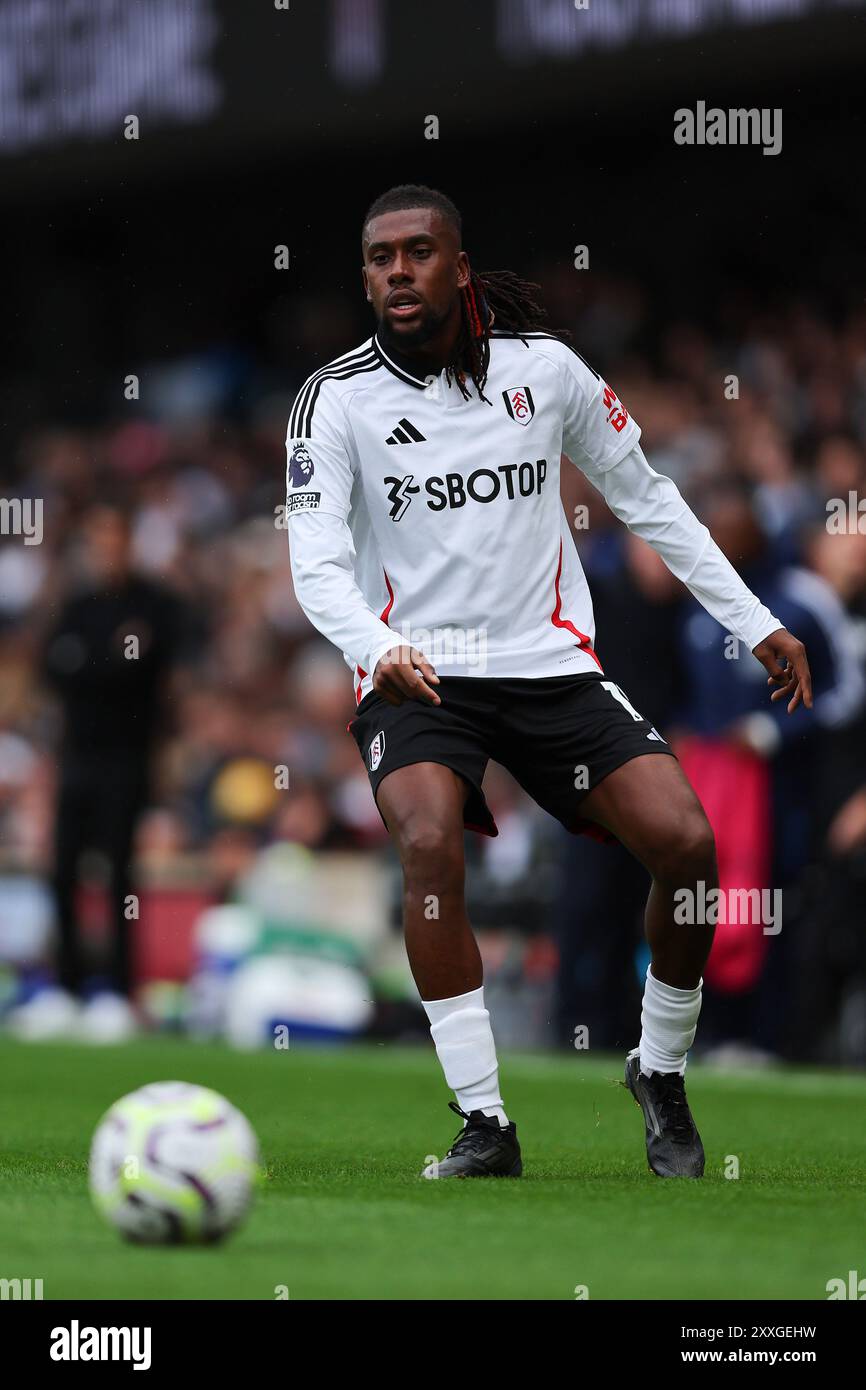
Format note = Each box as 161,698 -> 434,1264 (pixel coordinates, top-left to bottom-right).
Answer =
550,539 -> 602,670
355,569 -> 396,705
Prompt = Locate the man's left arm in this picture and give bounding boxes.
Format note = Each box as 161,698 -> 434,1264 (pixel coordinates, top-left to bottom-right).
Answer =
592,444 -> 812,712
556,346 -> 813,714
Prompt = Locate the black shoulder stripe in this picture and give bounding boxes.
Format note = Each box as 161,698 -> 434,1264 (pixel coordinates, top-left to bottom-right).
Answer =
490,331 -> 599,379
289,346 -> 378,436
289,345 -> 379,437
490,331 -> 566,338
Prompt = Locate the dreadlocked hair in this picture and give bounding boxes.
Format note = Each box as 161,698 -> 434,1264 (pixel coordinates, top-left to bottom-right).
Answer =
452,268 -> 569,403
362,184 -> 571,404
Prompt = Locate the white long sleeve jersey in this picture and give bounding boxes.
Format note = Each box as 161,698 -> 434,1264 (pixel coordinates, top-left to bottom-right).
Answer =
286,331 -> 782,704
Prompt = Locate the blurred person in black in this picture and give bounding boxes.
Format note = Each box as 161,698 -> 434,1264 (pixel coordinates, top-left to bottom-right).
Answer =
31,502 -> 186,1041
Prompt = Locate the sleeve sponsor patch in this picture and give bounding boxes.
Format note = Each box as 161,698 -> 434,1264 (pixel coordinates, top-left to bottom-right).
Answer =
601,383 -> 629,433
288,442 -> 316,488
285,491 -> 322,513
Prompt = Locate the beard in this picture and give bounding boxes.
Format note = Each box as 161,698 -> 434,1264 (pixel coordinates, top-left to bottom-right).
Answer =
376,299 -> 450,354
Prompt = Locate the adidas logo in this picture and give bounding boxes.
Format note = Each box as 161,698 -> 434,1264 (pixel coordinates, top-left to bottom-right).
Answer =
386,418 -> 426,445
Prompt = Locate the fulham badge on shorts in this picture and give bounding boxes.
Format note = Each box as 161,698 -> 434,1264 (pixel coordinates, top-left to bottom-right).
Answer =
502,386 -> 535,425
369,730 -> 385,771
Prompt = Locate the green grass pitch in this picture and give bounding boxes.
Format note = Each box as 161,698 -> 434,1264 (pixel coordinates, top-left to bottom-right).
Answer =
1,1038 -> 864,1300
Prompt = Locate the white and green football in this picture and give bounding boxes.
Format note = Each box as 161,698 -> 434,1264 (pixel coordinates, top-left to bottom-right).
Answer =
88,1082 -> 260,1244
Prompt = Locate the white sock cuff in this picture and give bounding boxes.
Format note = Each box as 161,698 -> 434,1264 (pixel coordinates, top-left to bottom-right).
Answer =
640,966 -> 703,1075
646,966 -> 703,1002
421,985 -> 485,1029
429,1007 -> 496,1091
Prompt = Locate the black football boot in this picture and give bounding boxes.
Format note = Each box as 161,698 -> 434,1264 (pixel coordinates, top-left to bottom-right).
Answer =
421,1101 -> 522,1178
624,1050 -> 705,1178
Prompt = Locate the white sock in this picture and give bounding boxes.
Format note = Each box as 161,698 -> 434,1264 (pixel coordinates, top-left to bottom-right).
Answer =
422,985 -> 508,1126
634,966 -> 703,1076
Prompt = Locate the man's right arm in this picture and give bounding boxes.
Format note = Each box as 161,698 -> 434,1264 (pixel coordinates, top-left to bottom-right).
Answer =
288,511 -> 441,705
288,510 -> 401,678
285,377 -> 397,676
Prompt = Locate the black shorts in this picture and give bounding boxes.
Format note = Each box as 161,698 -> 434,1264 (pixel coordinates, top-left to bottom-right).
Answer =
348,673 -> 676,843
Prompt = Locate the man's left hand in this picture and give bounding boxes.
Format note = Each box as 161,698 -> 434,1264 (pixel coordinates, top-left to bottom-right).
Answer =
752,627 -> 813,714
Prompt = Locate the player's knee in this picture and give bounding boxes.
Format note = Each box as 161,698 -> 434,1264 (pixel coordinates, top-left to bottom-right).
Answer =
649,812 -> 716,885
397,818 -> 464,893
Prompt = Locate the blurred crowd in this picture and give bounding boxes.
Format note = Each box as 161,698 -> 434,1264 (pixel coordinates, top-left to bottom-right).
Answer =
2,272 -> 866,1060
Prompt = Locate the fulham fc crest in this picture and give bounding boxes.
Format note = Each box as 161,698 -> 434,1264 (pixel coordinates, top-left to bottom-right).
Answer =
502,386 -> 535,425
369,730 -> 385,771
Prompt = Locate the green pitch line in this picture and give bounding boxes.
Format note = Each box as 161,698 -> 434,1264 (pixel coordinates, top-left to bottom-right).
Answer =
0,1039 -> 863,1301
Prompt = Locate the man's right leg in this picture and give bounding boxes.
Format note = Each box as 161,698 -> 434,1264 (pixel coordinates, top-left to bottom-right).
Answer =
377,761 -> 479,1000
377,762 -> 521,1176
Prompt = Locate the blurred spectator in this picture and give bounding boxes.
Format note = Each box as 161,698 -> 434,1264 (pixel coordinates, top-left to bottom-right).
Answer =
671,481 -> 865,1058
38,503 -> 187,1037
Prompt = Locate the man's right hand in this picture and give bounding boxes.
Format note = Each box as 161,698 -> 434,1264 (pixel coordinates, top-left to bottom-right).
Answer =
372,644 -> 441,707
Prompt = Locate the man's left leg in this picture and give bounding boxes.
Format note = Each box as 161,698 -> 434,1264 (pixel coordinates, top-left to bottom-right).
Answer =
579,753 -> 717,1177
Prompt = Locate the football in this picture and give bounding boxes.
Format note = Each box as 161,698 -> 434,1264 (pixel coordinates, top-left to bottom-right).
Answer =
88,1082 -> 260,1245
